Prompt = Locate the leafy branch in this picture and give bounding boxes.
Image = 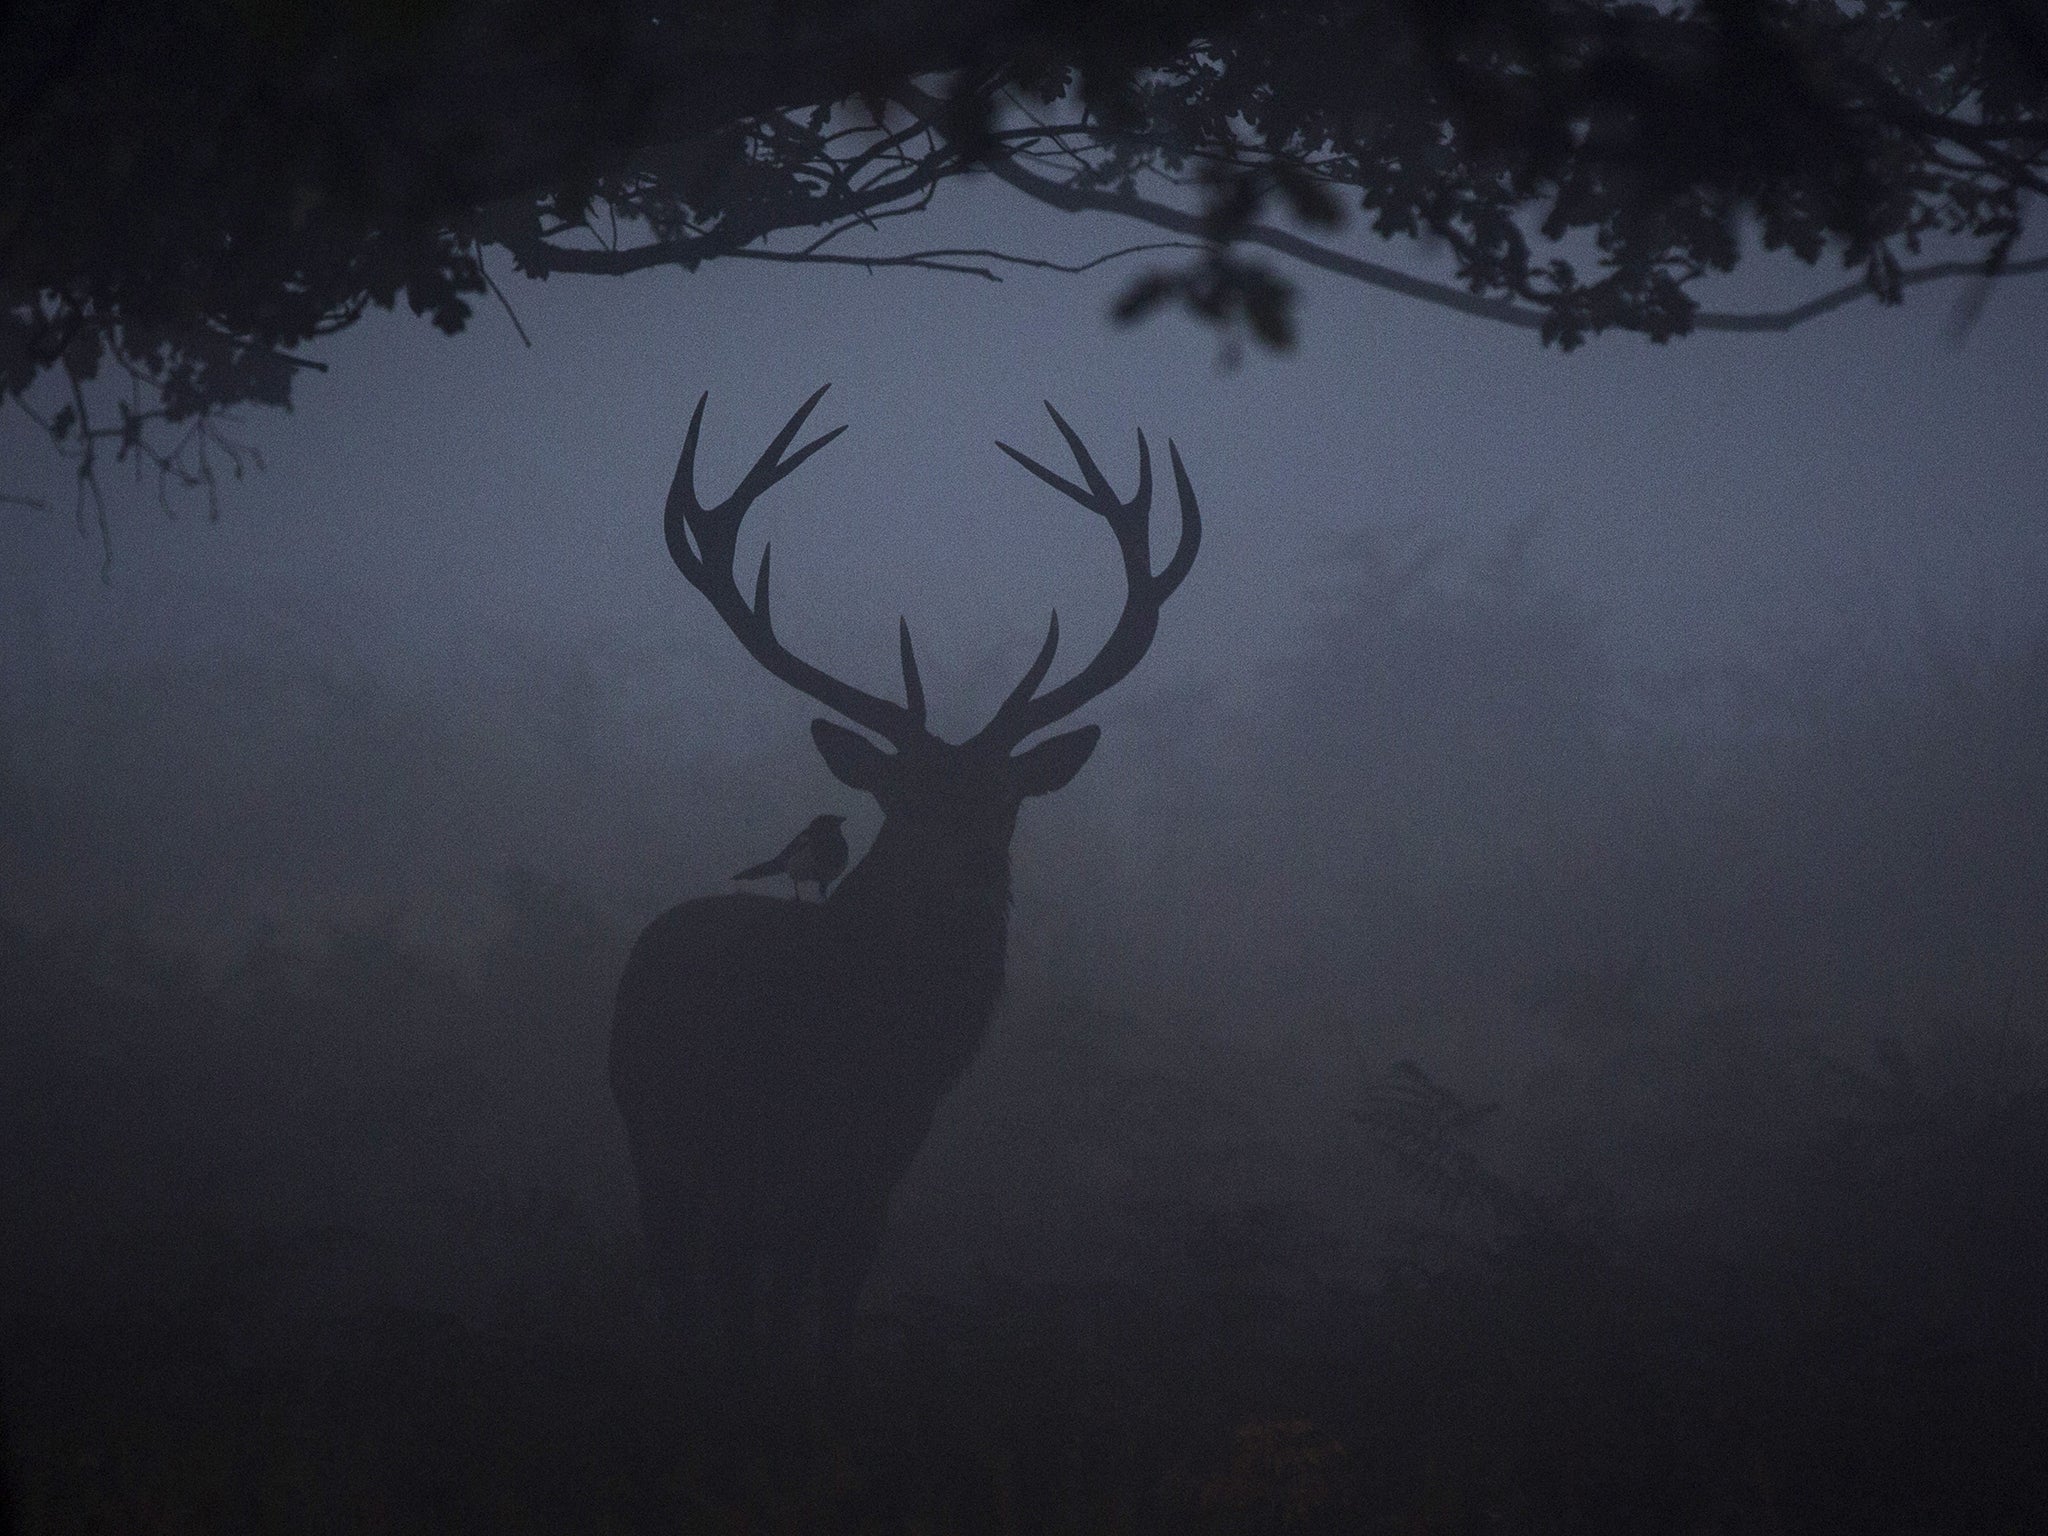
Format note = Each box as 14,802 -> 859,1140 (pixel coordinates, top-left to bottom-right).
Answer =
11,352 -> 268,579
7,1 -> 2047,553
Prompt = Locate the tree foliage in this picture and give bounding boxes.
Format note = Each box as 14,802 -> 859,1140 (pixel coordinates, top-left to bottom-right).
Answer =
4,0 -> 2045,533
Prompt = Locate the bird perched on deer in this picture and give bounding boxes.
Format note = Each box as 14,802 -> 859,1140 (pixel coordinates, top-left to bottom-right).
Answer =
733,813 -> 849,901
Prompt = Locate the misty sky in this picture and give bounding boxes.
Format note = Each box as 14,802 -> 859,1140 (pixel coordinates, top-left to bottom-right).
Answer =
4,184 -> 2046,746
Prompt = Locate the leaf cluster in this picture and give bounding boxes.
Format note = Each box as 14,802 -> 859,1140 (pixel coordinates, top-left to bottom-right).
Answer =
2,2 -> 2043,540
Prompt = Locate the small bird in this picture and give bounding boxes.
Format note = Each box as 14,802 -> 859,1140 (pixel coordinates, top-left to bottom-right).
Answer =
733,814 -> 849,902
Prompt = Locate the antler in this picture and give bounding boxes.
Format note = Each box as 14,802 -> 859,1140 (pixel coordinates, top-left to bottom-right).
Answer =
970,403 -> 1201,751
665,385 -> 931,747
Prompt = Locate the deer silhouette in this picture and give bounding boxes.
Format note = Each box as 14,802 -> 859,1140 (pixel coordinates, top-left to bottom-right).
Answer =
609,385 -> 1199,1363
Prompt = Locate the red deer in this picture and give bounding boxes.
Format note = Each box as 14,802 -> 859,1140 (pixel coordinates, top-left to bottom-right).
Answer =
609,385 -> 1200,1363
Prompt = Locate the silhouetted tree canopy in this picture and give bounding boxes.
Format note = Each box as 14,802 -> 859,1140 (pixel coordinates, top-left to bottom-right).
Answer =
4,0 -> 2045,518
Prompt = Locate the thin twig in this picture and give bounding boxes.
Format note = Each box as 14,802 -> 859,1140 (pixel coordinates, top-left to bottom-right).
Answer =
726,246 -> 1006,279
476,241 -> 534,347
65,368 -> 112,580
800,179 -> 939,255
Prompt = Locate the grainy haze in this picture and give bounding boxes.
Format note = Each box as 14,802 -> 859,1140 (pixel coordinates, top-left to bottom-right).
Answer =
3,183 -> 2046,1530
7,191 -> 2045,918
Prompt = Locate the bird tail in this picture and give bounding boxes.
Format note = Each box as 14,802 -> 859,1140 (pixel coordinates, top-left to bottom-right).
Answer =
732,857 -> 783,881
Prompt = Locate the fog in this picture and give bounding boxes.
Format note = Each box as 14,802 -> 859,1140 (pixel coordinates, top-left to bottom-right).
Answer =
4,186 -> 2046,1530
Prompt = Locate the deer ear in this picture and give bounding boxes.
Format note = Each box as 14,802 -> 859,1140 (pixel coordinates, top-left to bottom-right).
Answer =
811,718 -> 892,791
1012,724 -> 1100,797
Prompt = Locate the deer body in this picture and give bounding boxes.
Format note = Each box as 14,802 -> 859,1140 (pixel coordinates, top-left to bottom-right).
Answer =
611,856 -> 1007,1349
610,387 -> 1198,1358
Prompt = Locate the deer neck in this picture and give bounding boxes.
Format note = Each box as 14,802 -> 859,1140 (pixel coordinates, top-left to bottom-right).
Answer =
825,820 -> 1013,1018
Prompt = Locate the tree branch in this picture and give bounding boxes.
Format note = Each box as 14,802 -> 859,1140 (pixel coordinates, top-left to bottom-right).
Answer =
984,150 -> 2048,340
1692,255 -> 2048,333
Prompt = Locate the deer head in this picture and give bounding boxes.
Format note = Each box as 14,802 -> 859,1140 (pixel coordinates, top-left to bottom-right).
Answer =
662,384 -> 1201,907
